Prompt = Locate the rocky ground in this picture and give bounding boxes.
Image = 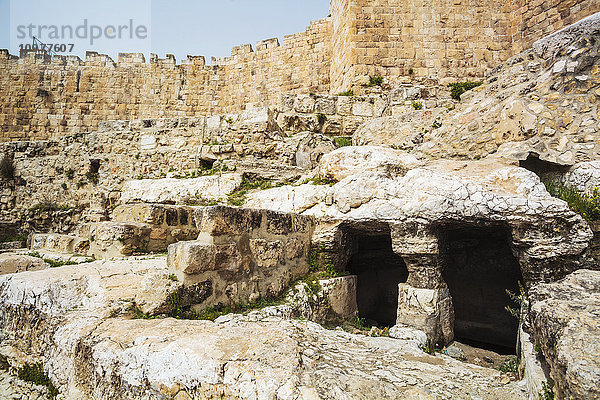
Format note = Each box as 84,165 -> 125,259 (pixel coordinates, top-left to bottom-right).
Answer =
0,257 -> 527,400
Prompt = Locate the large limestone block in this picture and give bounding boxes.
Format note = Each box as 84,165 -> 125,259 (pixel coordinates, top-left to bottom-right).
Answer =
317,145 -> 421,181
81,222 -> 153,258
318,275 -> 357,318
168,240 -> 242,277
0,253 -> 48,275
30,233 -> 82,254
396,284 -> 454,346
529,269 -> 600,400
120,174 -> 243,204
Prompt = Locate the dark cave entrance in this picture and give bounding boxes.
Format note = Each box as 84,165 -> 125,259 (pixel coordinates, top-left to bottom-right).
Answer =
519,153 -> 569,178
439,224 -> 523,353
347,228 -> 408,327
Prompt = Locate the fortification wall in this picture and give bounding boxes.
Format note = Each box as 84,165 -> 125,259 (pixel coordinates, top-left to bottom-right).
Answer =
509,0 -> 600,54
0,1 -> 597,141
0,18 -> 331,141
328,0 -> 513,92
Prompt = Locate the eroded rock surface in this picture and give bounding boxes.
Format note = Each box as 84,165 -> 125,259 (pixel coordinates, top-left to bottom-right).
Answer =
529,269 -> 600,400
0,258 -> 527,399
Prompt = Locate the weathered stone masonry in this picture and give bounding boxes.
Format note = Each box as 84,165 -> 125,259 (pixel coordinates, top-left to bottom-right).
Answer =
1,0 -> 598,140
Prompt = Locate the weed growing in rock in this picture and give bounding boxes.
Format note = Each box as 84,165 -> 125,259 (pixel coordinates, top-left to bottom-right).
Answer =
17,362 -> 59,399
0,154 -> 15,180
85,171 -> 99,184
300,174 -> 337,186
131,304 -> 156,320
338,90 -> 354,96
27,251 -> 91,267
412,101 -> 423,110
539,379 -> 554,400
168,274 -> 178,282
29,202 -> 76,213
448,81 -> 483,101
543,179 -> 600,221
498,357 -> 520,374
184,197 -> 219,206
367,75 -> 384,87
183,294 -> 286,321
505,281 -> 528,321
317,113 -> 327,125
334,137 -> 351,147
227,176 -> 279,206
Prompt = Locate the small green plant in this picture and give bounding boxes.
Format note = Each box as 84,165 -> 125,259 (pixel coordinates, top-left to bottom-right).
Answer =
185,197 -> 219,206
64,168 -> 75,179
0,154 -> 15,180
317,113 -> 327,125
505,281 -> 528,321
338,89 -> 354,96
543,179 -> 600,222
539,379 -> 554,400
168,274 -> 178,282
227,176 -> 278,206
85,171 -> 99,184
131,304 -> 155,320
353,310 -> 368,330
302,174 -> 337,186
225,117 -> 234,124
412,101 -> 423,110
448,81 -> 483,101
17,362 -> 59,399
431,120 -> 442,129
334,137 -> 351,148
367,75 -> 384,87
423,342 -> 436,355
77,179 -> 86,188
135,153 -> 140,160
498,357 -> 520,373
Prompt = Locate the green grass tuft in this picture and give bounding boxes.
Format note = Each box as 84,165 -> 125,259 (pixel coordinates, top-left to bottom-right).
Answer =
543,179 -> 600,222
17,362 -> 59,399
448,81 -> 483,101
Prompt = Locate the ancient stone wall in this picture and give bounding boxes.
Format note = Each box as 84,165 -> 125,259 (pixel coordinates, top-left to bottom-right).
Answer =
508,0 -> 600,54
327,0 -> 515,92
0,18 -> 331,141
1,1 -> 597,141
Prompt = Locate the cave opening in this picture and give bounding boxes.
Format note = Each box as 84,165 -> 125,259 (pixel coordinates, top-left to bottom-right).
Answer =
439,224 -> 523,354
346,227 -> 408,327
519,153 -> 569,178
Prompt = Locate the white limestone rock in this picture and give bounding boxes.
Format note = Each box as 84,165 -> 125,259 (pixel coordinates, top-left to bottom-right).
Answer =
120,174 -> 243,204
0,259 -> 526,399
529,269 -> 600,400
316,145 -> 421,181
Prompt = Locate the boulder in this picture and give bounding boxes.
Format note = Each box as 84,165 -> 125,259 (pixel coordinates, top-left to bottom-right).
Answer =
316,145 -> 421,181
0,253 -> 48,275
529,269 -> 600,400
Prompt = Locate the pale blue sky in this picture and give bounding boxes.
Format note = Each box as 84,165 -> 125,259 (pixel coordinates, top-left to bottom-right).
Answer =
0,0 -> 330,62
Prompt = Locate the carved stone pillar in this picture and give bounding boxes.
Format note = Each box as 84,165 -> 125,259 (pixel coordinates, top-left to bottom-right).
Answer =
391,222 -> 455,345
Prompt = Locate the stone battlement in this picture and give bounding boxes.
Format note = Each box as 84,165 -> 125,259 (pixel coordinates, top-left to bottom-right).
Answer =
1,0 -> 598,141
